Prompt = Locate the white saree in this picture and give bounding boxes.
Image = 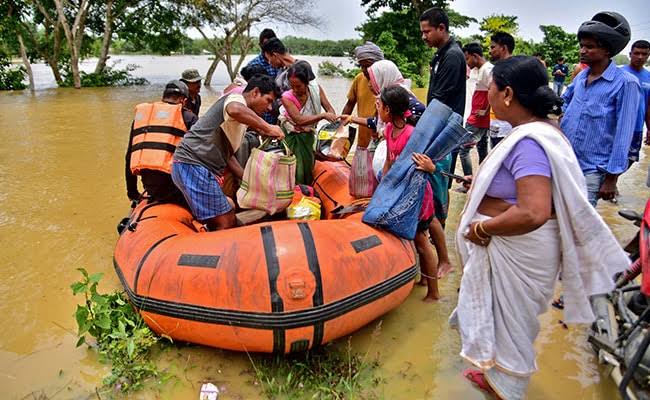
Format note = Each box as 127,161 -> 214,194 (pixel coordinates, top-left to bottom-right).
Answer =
449,121 -> 630,399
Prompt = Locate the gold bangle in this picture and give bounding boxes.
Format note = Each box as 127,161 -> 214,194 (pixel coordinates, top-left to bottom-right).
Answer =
346,115 -> 353,124
478,221 -> 491,237
473,223 -> 489,240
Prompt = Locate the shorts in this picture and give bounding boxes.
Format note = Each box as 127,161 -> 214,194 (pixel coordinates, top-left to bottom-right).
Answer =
171,161 -> 233,221
417,216 -> 433,232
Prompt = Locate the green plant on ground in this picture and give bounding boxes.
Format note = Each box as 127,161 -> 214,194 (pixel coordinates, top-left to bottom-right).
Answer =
71,268 -> 169,395
248,323 -> 384,399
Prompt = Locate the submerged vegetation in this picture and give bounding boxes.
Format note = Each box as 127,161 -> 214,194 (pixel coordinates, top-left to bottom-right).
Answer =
61,63 -> 148,88
318,60 -> 360,79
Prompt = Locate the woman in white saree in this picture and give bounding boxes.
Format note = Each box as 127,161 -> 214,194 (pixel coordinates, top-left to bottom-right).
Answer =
450,56 -> 630,399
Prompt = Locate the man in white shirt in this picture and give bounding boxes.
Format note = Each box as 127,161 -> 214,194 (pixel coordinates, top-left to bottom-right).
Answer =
459,42 -> 493,179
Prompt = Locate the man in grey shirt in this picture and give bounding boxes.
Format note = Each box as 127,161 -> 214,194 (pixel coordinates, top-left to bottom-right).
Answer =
172,75 -> 284,231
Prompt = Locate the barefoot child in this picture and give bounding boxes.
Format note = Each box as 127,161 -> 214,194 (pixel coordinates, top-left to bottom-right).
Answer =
343,85 -> 440,301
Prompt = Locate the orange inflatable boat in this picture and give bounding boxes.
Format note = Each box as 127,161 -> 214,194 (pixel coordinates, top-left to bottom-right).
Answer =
113,161 -> 416,353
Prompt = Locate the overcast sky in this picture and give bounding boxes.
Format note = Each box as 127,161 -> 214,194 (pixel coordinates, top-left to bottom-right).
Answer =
262,0 -> 648,52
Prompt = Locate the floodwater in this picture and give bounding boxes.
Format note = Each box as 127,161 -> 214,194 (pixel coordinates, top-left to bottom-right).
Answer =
0,54 -> 646,399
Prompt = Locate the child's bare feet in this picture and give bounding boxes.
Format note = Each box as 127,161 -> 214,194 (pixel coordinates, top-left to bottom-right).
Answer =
437,261 -> 454,279
422,292 -> 440,302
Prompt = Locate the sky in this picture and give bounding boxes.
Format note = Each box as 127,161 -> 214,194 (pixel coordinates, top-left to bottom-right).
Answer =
261,0 -> 648,52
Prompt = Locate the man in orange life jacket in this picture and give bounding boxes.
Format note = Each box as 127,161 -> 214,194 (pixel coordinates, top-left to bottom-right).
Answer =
125,80 -> 198,204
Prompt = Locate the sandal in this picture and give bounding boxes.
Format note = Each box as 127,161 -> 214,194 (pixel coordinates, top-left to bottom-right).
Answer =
463,369 -> 504,399
463,369 -> 493,394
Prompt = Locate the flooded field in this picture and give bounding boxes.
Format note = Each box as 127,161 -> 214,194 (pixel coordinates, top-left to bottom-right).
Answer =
0,55 -> 644,398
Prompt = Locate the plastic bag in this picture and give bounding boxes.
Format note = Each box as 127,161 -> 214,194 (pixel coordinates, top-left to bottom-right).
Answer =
316,122 -> 351,160
287,185 -> 322,220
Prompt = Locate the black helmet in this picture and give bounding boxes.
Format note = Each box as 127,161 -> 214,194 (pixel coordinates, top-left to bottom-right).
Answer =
578,11 -> 631,56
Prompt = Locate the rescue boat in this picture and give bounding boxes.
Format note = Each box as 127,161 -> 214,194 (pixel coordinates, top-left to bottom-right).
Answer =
113,160 -> 417,353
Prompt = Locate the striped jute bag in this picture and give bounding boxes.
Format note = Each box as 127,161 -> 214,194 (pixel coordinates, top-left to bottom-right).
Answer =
236,139 -> 296,215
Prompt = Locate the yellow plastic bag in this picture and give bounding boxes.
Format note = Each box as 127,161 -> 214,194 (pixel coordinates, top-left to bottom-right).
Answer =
287,186 -> 321,220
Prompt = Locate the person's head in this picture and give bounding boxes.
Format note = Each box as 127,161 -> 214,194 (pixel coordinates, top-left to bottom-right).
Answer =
259,28 -> 276,48
488,55 -> 563,123
180,69 -> 203,97
463,42 -> 485,69
240,64 -> 267,81
354,41 -> 384,79
367,60 -> 405,95
378,85 -> 410,124
489,32 -> 515,62
630,40 -> 650,70
242,75 -> 280,115
162,79 -> 189,105
419,7 -> 450,48
577,11 -> 631,62
287,61 -> 316,96
261,38 -> 288,68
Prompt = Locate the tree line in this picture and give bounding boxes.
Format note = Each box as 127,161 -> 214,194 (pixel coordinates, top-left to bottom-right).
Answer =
0,0 -> 321,90
0,0 -> 629,91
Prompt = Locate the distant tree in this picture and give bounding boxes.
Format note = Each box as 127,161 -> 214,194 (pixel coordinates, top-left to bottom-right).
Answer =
537,25 -> 579,65
49,0 -> 92,89
1,1 -> 34,91
11,1 -> 67,86
176,0 -> 319,85
478,14 -> 519,49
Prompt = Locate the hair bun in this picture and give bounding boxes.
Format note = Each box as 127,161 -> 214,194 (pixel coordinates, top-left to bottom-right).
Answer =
531,85 -> 564,117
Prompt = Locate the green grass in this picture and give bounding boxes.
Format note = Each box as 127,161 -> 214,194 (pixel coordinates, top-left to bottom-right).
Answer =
247,323 -> 384,399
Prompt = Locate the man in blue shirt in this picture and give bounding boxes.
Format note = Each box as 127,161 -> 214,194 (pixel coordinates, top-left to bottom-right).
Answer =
561,11 -> 639,206
622,40 -> 650,160
245,29 -> 281,79
551,57 -> 569,96
244,29 -> 281,124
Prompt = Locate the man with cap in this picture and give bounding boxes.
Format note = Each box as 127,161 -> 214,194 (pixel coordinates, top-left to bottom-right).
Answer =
561,11 -> 639,206
341,41 -> 384,148
181,68 -> 203,115
125,80 -> 198,205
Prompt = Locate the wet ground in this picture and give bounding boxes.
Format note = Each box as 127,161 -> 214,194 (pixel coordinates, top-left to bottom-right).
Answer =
0,56 -> 646,398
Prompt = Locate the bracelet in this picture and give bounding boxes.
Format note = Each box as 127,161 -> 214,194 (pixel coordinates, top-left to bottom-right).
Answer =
346,115 -> 353,124
473,222 -> 489,240
478,221 -> 492,238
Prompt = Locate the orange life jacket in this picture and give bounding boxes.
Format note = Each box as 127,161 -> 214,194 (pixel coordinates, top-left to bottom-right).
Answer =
130,102 -> 187,175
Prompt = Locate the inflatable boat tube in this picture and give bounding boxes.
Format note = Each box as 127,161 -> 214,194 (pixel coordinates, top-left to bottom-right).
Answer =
113,161 -> 416,353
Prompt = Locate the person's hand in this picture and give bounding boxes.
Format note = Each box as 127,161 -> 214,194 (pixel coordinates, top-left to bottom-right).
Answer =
412,153 -> 435,173
266,125 -> 285,140
128,191 -> 141,202
322,112 -> 337,122
338,114 -> 352,125
457,175 -> 472,190
464,221 -> 491,246
598,174 -> 618,201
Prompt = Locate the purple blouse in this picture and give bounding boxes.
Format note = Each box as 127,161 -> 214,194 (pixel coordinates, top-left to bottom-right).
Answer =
485,138 -> 551,204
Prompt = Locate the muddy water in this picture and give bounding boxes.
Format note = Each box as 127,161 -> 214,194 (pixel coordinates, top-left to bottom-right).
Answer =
0,55 -> 644,399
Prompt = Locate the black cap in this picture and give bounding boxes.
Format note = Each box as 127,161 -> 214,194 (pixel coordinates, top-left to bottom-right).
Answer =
163,79 -> 189,98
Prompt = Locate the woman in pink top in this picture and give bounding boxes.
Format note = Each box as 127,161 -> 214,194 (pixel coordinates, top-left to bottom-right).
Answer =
279,62 -> 337,184
346,85 -> 440,301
